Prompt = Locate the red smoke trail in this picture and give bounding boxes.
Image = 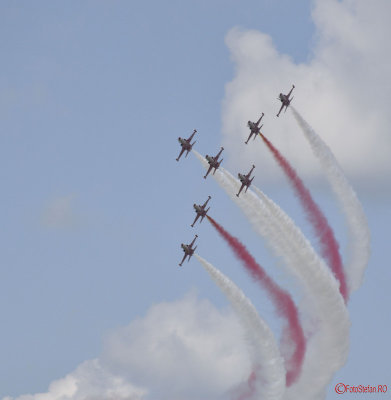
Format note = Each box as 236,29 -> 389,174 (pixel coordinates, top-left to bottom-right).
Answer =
238,370 -> 257,400
260,133 -> 348,303
207,215 -> 305,386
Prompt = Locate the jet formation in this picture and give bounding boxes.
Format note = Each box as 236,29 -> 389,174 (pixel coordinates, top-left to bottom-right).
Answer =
179,235 -> 198,266
176,85 -> 295,265
276,84 -> 295,117
237,165 -> 255,197
191,196 -> 211,227
204,147 -> 224,179
176,129 -> 197,161
245,113 -> 264,144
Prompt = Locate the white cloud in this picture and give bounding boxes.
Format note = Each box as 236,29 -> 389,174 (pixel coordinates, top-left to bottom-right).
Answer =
221,0 -> 391,185
101,293 -> 251,400
4,294 -> 251,400
2,359 -> 146,400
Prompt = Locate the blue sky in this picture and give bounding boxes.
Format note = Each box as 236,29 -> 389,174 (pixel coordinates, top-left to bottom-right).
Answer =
1,1 -> 389,399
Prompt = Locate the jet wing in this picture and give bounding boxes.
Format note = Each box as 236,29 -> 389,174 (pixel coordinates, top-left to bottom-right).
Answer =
245,131 -> 254,144
179,253 -> 187,266
189,235 -> 198,248
202,196 -> 211,208
204,165 -> 213,179
246,165 -> 255,178
215,147 -> 224,160
236,183 -> 245,197
287,85 -> 295,98
256,113 -> 264,126
176,147 -> 186,161
277,103 -> 284,117
191,214 -> 200,227
187,129 -> 197,142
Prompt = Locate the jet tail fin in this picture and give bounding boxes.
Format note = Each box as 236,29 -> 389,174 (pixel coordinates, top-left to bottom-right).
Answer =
191,247 -> 197,259
201,208 -> 210,223
245,177 -> 255,193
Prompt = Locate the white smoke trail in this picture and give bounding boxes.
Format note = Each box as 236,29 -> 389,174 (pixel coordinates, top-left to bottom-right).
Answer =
192,150 -> 350,400
291,107 -> 370,294
195,254 -> 286,400
222,168 -> 350,400
248,185 -> 350,399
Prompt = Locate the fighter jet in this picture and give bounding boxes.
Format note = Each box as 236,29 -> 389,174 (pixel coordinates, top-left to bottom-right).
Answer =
245,113 -> 264,144
176,129 -> 197,161
204,147 -> 224,179
179,235 -> 198,266
191,196 -> 211,227
276,85 -> 295,117
236,165 -> 255,197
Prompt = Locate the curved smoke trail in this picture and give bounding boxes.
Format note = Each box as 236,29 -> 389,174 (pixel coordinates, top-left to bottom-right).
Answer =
195,254 -> 286,400
222,168 -> 350,400
291,107 -> 370,295
205,217 -> 306,386
259,133 -> 348,302
237,371 -> 257,400
192,150 -> 350,399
